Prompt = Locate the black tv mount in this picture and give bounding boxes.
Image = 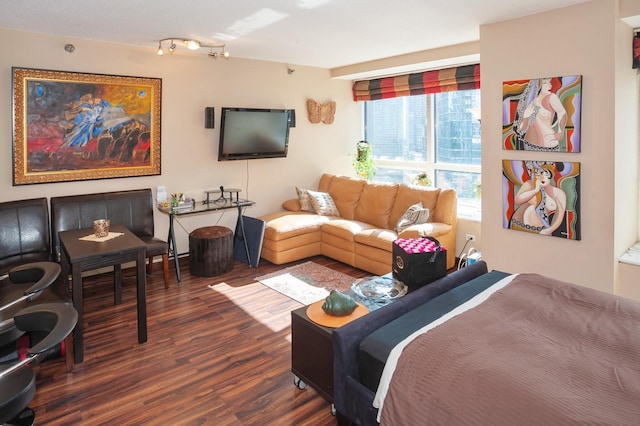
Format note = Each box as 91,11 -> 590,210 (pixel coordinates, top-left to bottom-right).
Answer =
204,186 -> 241,205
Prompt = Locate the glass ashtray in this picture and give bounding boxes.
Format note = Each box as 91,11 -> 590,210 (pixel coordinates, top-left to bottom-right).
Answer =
351,276 -> 408,301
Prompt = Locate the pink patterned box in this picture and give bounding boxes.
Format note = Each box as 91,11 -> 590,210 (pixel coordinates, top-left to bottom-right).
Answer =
394,238 -> 445,254
392,237 -> 447,290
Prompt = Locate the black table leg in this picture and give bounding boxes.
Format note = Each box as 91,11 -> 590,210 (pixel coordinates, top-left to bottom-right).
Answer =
136,248 -> 147,343
71,262 -> 84,364
167,214 -> 181,283
114,264 -> 122,305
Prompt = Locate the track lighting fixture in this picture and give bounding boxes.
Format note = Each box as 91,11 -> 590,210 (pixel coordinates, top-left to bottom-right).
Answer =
156,38 -> 229,59
208,49 -> 230,59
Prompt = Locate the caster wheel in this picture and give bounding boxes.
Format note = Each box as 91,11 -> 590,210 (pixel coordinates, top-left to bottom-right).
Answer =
294,375 -> 307,390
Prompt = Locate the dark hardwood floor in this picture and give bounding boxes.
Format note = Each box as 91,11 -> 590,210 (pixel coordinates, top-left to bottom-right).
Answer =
28,255 -> 369,425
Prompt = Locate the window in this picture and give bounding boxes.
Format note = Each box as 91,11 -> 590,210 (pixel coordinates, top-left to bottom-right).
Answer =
364,89 -> 481,220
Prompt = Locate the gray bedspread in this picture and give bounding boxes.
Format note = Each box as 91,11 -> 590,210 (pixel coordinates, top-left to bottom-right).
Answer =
380,273 -> 640,425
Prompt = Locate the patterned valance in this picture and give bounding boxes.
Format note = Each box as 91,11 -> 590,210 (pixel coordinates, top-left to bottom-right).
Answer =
352,64 -> 480,101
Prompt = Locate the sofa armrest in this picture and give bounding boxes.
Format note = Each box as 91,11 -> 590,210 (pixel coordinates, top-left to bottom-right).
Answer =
398,222 -> 453,238
282,198 -> 302,212
332,261 -> 489,418
431,187 -> 457,225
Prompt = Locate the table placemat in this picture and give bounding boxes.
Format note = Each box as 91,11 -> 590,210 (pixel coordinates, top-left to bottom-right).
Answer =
306,300 -> 368,328
79,232 -> 124,242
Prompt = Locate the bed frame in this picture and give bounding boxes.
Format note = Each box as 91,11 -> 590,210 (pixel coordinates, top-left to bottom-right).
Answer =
332,261 -> 489,425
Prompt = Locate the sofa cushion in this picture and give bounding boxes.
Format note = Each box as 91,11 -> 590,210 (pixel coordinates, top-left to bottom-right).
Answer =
295,187 -> 315,212
321,219 -> 376,242
262,229 -> 321,252
318,174 -> 334,192
327,176 -> 365,219
261,211 -> 330,241
389,186 -> 441,227
395,202 -> 430,233
354,182 -> 399,229
307,190 -> 340,216
354,228 -> 397,251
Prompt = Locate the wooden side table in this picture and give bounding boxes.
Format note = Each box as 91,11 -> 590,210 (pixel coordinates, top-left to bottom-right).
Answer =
291,305 -> 335,402
290,281 -> 396,412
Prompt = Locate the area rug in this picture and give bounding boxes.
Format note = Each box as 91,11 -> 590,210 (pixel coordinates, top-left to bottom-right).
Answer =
255,261 -> 356,305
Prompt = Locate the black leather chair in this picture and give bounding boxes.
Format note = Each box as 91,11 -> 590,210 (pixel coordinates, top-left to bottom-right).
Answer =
50,189 -> 170,288
0,303 -> 77,425
0,198 -> 52,277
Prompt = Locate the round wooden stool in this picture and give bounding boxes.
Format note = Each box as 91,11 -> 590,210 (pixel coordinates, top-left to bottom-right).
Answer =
188,226 -> 234,277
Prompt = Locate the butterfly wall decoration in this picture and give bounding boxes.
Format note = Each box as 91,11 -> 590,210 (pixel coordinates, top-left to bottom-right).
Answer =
306,99 -> 336,124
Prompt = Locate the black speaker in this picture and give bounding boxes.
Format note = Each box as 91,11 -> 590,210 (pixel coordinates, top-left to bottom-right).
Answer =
205,107 -> 215,129
288,109 -> 296,128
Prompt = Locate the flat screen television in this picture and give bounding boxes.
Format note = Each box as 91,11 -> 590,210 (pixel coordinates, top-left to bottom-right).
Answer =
218,107 -> 293,161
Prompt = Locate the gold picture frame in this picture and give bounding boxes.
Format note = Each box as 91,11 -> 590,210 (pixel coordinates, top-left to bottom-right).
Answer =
12,67 -> 161,185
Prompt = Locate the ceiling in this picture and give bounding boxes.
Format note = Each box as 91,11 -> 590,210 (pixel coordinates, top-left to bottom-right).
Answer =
1,0 -> 591,70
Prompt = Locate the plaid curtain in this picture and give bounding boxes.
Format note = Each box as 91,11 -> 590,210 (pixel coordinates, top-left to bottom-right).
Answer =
633,32 -> 640,69
352,64 -> 480,101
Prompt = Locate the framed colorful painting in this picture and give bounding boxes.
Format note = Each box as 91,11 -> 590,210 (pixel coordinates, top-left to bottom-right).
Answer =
502,75 -> 582,153
502,160 -> 581,240
12,67 -> 161,185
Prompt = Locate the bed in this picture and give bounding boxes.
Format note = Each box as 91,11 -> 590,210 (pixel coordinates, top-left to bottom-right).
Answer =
332,261 -> 640,425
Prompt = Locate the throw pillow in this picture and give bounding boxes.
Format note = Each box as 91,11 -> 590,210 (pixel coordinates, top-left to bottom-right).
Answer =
307,190 -> 341,217
295,186 -> 314,212
395,202 -> 430,233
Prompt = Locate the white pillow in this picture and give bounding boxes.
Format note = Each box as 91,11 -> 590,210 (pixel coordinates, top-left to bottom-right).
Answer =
307,190 -> 340,217
395,202 -> 430,233
295,186 -> 314,212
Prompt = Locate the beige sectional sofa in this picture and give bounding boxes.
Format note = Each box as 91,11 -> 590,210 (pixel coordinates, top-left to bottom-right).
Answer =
259,174 -> 457,275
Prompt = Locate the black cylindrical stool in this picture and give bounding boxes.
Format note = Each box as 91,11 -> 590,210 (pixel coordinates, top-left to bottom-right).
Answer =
189,226 -> 234,277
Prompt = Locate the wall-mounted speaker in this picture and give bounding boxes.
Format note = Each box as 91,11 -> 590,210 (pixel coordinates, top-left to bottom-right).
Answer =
289,109 -> 296,128
205,107 -> 215,129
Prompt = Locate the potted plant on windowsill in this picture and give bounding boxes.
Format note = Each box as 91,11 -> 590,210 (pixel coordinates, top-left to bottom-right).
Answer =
413,172 -> 432,187
352,140 -> 376,181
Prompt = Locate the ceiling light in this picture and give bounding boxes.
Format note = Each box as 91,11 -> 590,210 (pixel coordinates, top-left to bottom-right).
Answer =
208,48 -> 231,60
156,38 -> 229,60
184,40 -> 200,50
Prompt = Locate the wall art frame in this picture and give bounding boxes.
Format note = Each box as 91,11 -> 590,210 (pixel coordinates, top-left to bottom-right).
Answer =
502,75 -> 582,153
502,159 -> 581,240
12,67 -> 161,185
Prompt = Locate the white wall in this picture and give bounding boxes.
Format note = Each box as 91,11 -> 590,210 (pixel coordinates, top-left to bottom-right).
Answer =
0,28 -> 359,252
480,0 -> 639,296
